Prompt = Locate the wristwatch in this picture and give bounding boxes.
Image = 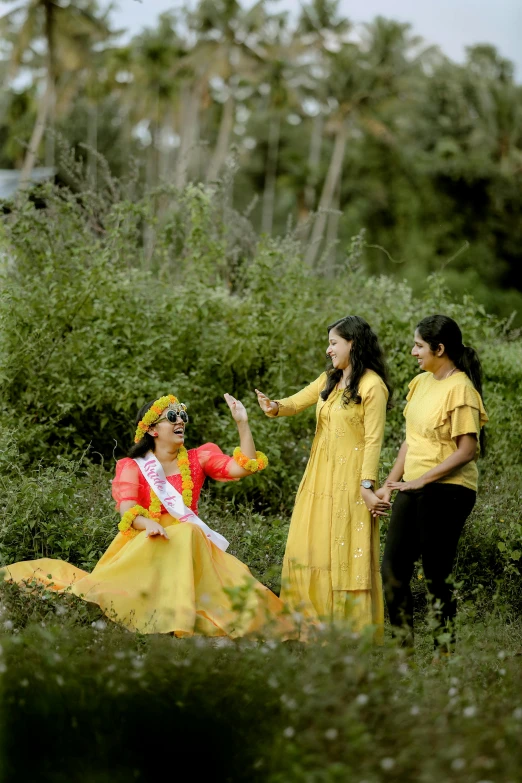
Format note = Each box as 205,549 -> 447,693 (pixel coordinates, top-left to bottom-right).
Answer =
361,480 -> 374,490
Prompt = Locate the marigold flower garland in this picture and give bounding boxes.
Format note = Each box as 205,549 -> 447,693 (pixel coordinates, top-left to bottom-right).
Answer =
233,447 -> 268,473
134,394 -> 178,443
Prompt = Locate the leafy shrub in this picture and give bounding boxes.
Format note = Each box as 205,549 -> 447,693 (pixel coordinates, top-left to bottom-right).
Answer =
1,619 -> 521,782
0,182 -> 520,513
0,180 -> 521,610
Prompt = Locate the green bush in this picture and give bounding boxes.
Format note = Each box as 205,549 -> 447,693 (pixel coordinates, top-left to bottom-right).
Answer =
0,180 -> 521,611
0,182 -> 520,509
0,618 -> 521,782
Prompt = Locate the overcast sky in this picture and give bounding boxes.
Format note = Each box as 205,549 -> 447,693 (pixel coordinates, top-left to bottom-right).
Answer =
116,0 -> 521,78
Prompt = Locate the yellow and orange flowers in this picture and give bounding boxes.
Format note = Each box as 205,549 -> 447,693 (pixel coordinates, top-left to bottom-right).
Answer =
233,447 -> 269,473
177,446 -> 193,507
118,504 -> 151,536
134,394 -> 178,443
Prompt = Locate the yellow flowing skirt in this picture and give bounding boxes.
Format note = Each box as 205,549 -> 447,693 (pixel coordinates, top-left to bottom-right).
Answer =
2,514 -> 291,638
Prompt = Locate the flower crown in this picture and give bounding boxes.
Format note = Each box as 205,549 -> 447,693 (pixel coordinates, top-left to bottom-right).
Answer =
134,394 -> 180,443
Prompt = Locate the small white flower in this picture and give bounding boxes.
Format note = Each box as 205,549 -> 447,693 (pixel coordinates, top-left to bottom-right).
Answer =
448,687 -> 458,697
499,668 -> 506,676
497,650 -> 506,660
410,706 -> 420,716
324,728 -> 338,740
3,620 -> 13,631
450,676 -> 459,685
512,707 -> 522,720
343,655 -> 354,665
56,675 -> 64,686
214,638 -> 233,648
356,694 -> 369,706
380,757 -> 395,771
397,663 -> 409,675
91,620 -> 106,631
283,726 -> 295,738
463,706 -> 477,718
0,663 -> 7,674
281,695 -> 297,710
451,758 -> 466,770
20,679 -> 29,687
268,676 -> 279,689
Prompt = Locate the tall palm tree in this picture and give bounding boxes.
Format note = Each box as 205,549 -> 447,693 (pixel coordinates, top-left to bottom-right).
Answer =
256,11 -> 305,234
304,18 -> 426,267
1,0 -> 113,191
297,0 -> 350,216
183,0 -> 265,184
125,13 -> 185,188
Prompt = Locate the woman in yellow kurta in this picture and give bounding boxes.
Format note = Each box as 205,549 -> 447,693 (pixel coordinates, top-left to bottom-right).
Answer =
2,393 -> 291,638
256,315 -> 393,638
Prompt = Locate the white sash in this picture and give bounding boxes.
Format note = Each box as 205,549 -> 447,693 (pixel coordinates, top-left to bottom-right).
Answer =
133,452 -> 229,552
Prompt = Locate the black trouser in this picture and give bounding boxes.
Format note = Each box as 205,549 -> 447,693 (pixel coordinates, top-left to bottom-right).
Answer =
381,483 -> 476,646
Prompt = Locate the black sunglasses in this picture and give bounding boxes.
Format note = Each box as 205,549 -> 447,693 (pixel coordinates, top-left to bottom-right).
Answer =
156,409 -> 189,424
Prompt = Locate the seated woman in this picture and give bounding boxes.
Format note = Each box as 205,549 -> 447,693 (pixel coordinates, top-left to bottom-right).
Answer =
2,392 -> 290,638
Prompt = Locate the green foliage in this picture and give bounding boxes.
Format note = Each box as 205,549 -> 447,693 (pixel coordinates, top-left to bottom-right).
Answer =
0,618 -> 522,781
0,433 -> 115,570
0,181 -> 520,613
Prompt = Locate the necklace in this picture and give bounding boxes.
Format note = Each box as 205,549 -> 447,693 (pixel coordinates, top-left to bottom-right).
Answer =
150,446 -> 193,516
443,366 -> 458,380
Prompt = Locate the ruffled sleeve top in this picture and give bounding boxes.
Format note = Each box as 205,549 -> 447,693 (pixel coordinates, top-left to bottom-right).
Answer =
111,443 -> 237,515
403,371 -> 488,490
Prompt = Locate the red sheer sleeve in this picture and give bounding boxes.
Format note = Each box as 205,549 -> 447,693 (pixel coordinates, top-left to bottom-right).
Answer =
196,443 -> 239,483
112,458 -> 141,509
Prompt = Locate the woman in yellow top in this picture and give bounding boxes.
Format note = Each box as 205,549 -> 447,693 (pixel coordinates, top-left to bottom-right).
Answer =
378,315 -> 488,650
256,315 -> 392,638
3,393 -> 291,638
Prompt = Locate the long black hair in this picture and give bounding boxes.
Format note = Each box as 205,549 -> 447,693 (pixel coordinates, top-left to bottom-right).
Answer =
128,400 -> 157,459
416,314 -> 486,455
321,315 -> 393,410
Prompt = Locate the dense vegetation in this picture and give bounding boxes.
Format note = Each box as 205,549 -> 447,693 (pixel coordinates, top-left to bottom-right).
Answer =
0,178 -> 520,779
0,2 -> 521,778
1,0 -> 521,322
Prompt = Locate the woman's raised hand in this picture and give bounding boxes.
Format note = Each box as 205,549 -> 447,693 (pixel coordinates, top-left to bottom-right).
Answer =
255,389 -> 275,414
224,393 -> 248,423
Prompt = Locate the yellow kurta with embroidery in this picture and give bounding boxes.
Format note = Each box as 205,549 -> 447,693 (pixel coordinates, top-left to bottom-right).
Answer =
268,370 -> 388,637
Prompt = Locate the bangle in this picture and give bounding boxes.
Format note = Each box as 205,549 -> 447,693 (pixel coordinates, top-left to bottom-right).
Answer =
233,447 -> 269,473
118,504 -> 151,536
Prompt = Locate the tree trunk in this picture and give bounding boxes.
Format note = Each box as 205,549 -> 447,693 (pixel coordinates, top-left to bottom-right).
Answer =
261,113 -> 280,235
175,82 -> 202,190
18,0 -> 55,192
323,175 -> 341,277
304,111 -> 324,214
18,78 -> 54,191
45,84 -> 56,170
87,102 -> 98,188
206,93 -> 235,183
304,117 -> 348,267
